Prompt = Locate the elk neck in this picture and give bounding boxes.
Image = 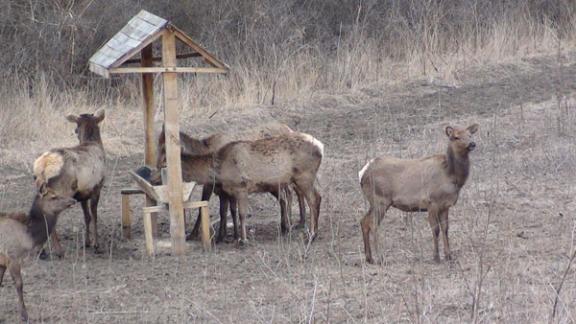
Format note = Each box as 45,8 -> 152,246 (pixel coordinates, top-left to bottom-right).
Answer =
26,199 -> 59,246
445,145 -> 470,188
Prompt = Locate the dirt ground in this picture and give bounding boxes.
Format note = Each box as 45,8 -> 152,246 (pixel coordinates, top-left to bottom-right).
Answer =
2,52 -> 576,323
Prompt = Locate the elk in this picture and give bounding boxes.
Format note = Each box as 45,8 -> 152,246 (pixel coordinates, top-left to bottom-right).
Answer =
216,133 -> 323,243
155,122 -> 307,241
359,124 -> 479,264
152,132 -> 323,243
33,109 -> 106,254
0,190 -> 76,322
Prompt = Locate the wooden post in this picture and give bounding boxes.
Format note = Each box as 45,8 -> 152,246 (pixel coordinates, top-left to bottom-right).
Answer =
121,193 -> 131,239
161,29 -> 186,255
141,44 -> 159,237
200,205 -> 211,251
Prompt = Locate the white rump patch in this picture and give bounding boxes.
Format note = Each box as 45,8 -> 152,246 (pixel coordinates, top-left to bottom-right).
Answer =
358,159 -> 374,183
33,152 -> 64,187
300,133 -> 325,156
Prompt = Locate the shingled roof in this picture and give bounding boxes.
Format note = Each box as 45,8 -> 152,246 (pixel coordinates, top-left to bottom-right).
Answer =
89,10 -> 228,78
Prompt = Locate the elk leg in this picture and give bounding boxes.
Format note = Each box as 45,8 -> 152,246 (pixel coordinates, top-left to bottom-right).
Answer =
270,189 -> 290,234
294,180 -> 319,241
0,265 -> 5,287
216,193 -> 230,243
229,196 -> 239,240
360,207 -> 375,264
427,207 -> 441,263
188,185 -> 213,240
284,186 -> 293,227
236,192 -> 249,245
439,208 -> 451,260
90,186 -> 102,253
49,232 -> 65,258
8,262 -> 28,322
295,185 -> 307,228
81,200 -> 92,247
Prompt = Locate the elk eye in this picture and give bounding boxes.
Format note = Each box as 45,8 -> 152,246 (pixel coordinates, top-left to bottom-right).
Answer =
453,136 -> 460,140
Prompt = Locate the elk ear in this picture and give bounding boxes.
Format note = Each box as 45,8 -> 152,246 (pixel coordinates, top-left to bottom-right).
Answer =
38,183 -> 48,197
94,109 -> 105,123
467,123 -> 479,134
66,114 -> 79,123
445,126 -> 454,138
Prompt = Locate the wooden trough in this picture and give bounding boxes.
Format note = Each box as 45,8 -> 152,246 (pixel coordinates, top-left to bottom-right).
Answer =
88,10 -> 228,255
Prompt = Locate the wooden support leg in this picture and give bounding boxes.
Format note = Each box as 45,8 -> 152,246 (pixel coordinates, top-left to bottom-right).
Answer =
200,205 -> 211,251
143,209 -> 155,257
121,194 -> 132,239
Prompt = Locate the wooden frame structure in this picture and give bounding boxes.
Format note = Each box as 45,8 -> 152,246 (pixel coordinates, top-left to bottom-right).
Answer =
89,10 -> 228,255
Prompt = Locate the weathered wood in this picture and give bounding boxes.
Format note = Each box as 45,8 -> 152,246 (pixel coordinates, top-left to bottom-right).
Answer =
200,205 -> 211,251
162,30 -> 186,256
172,26 -> 229,70
140,201 -> 208,214
127,171 -> 195,203
143,209 -> 155,257
110,67 -> 228,74
120,188 -> 144,195
124,52 -> 202,64
121,193 -> 132,239
141,44 -> 159,237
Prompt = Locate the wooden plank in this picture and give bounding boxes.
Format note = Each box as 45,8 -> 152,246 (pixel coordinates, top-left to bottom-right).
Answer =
138,10 -> 168,27
124,52 -> 202,64
89,63 -> 110,78
143,210 -> 155,257
141,44 -> 158,238
110,67 -> 228,74
162,30 -> 186,256
200,205 -> 211,251
109,30 -> 165,69
172,25 -> 229,70
122,17 -> 159,41
142,201 -> 208,214
106,33 -> 141,52
120,188 -> 144,195
121,194 -> 132,239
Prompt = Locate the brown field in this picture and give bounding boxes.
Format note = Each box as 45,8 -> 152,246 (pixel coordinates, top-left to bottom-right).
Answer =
1,50 -> 576,323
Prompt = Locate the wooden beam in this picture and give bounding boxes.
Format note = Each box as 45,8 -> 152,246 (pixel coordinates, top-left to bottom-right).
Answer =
124,52 -> 202,64
171,25 -> 229,70
162,30 -> 187,256
141,44 -> 159,237
109,67 -> 228,74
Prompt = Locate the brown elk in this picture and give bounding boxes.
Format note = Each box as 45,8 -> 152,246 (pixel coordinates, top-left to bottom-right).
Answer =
0,191 -> 76,322
153,132 -> 324,243
359,124 -> 479,264
33,109 -> 106,254
155,123 -> 307,241
216,133 -> 323,243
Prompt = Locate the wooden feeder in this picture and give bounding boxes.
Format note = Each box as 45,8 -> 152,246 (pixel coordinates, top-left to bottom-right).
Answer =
88,10 -> 228,255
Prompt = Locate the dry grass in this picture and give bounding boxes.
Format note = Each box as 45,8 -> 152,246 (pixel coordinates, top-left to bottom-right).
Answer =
1,2 -> 576,323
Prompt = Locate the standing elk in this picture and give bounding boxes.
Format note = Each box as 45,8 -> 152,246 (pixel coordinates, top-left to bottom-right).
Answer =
153,132 -> 324,244
33,109 -> 106,255
155,122 -> 308,241
0,190 -> 76,322
359,124 -> 479,264
216,133 -> 323,243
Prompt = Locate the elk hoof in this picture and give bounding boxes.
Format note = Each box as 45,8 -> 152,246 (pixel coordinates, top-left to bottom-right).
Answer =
445,254 -> 453,261
21,311 -> 29,323
39,249 -> 50,261
292,222 -> 306,230
237,238 -> 249,248
93,245 -> 103,254
215,233 -> 226,244
433,255 -> 441,263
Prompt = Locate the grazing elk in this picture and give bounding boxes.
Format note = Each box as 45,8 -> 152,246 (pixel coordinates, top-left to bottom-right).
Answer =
0,191 -> 76,322
33,109 -> 106,254
359,124 -> 479,264
155,123 -> 307,241
216,133 -> 323,243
